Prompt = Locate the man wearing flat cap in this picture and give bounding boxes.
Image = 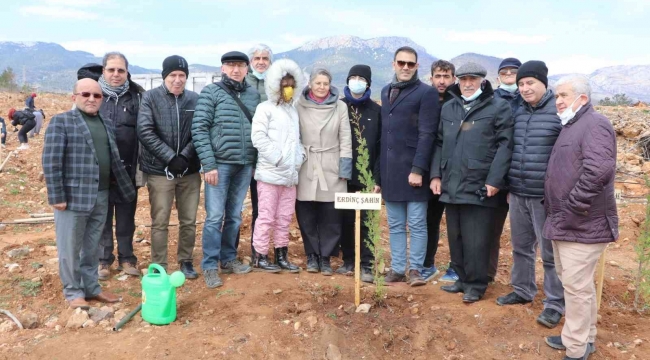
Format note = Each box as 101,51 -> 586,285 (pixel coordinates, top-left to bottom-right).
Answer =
429,62 -> 514,303
137,55 -> 201,279
192,51 -> 261,288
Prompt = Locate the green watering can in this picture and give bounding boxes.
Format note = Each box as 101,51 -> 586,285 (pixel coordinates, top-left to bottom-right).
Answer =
141,264 -> 186,325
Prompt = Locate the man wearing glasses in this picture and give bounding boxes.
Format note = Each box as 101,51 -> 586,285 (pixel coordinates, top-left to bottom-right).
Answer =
380,46 -> 439,287
96,52 -> 145,281
430,62 -> 513,303
192,51 -> 261,288
137,55 -> 201,279
43,78 -> 136,309
494,58 -> 522,112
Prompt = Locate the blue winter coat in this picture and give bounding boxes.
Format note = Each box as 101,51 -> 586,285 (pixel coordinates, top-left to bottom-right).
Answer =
379,80 -> 440,202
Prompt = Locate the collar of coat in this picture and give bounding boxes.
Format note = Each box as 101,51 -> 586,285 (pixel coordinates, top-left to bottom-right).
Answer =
566,102 -> 594,126
522,89 -> 555,112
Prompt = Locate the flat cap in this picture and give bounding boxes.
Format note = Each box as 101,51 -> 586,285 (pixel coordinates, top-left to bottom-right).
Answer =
221,51 -> 249,65
456,62 -> 487,78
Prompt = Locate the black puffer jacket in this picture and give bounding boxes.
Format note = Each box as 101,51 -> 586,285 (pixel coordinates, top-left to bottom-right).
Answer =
508,90 -> 562,197
137,85 -> 200,176
430,81 -> 514,208
11,110 -> 35,126
100,80 -> 144,180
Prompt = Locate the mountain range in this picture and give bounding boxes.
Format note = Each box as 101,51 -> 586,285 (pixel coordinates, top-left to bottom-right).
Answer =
0,37 -> 648,102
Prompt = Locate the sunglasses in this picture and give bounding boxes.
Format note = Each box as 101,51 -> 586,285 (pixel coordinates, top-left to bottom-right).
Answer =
74,92 -> 103,99
396,60 -> 417,69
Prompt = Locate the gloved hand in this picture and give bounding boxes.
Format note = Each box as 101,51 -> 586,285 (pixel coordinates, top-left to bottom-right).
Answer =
168,155 -> 188,174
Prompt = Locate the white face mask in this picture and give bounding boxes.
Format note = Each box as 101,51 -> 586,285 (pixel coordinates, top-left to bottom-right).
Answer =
557,95 -> 584,125
499,83 -> 518,93
461,88 -> 482,102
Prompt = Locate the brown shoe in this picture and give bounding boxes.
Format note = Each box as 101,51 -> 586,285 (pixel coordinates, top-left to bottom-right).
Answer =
408,270 -> 426,287
121,262 -> 141,276
98,264 -> 111,281
87,291 -> 121,303
68,297 -> 90,310
384,270 -> 406,283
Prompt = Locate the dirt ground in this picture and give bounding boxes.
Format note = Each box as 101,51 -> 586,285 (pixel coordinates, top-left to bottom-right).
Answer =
1,92 -> 649,360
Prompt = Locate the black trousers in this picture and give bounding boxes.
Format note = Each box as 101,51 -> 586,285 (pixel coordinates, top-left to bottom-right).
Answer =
489,206 -> 509,279
236,177 -> 259,252
296,200 -> 341,258
18,120 -> 35,143
99,191 -> 138,265
423,196 -> 446,268
340,186 -> 373,268
445,203 -> 496,297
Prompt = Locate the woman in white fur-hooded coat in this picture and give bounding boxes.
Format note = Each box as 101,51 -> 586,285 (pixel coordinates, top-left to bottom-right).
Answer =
251,59 -> 306,187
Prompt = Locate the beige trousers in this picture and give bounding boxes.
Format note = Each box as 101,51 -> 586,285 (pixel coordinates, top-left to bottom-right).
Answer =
552,240 -> 607,358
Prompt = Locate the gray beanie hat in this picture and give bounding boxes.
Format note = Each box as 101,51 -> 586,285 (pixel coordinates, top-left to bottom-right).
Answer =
456,62 -> 487,78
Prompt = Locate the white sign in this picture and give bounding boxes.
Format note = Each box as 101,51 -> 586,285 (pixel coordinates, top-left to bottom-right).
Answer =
334,193 -> 382,210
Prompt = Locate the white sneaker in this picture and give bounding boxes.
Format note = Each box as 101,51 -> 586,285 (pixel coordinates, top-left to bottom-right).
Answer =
18,144 -> 29,150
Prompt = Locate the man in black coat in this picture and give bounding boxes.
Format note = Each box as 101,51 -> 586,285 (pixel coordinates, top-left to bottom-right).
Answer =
96,52 -> 145,280
337,64 -> 381,283
380,46 -> 439,287
430,62 -> 513,302
496,60 -> 565,329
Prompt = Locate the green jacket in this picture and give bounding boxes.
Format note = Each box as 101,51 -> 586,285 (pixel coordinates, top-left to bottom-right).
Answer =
246,73 -> 267,102
191,81 -> 260,171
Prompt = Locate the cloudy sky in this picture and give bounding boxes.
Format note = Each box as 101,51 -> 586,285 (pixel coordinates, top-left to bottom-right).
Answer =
3,0 -> 649,74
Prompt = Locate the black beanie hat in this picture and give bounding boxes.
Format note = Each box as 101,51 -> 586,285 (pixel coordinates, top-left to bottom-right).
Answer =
516,60 -> 548,88
347,64 -> 372,86
221,51 -> 249,65
162,55 -> 189,80
498,57 -> 522,71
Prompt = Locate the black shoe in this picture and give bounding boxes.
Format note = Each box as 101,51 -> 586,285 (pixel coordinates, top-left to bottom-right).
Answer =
537,308 -> 563,328
361,267 -> 374,283
408,270 -> 426,287
546,336 -> 596,354
496,291 -> 532,306
441,283 -> 464,294
384,270 -> 406,283
253,253 -> 281,273
320,257 -> 333,276
179,261 -> 198,279
306,254 -> 320,273
462,293 -> 481,303
335,261 -> 354,275
274,247 -> 300,273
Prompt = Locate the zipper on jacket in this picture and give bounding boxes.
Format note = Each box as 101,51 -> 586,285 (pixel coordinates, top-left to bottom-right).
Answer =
238,92 -> 247,164
175,95 -> 180,156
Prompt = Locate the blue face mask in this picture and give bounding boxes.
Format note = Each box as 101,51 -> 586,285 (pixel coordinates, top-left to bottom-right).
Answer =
499,83 -> 518,93
252,70 -> 266,80
348,79 -> 367,95
461,88 -> 483,102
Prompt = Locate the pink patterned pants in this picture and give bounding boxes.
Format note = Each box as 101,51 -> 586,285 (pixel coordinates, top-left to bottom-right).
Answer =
252,181 -> 297,255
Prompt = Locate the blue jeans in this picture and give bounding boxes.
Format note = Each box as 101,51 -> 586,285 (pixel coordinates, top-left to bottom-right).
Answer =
385,201 -> 428,274
201,164 -> 253,271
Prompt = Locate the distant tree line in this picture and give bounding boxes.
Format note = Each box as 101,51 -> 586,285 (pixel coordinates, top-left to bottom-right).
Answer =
599,93 -> 634,106
0,67 -> 18,91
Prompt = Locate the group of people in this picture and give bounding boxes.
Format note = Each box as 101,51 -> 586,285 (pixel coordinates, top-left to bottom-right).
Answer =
2,93 -> 45,149
41,43 -> 617,360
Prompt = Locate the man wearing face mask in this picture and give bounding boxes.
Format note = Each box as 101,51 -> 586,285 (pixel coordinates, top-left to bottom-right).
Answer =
192,51 -> 261,288
494,58 -> 522,112
429,62 -> 513,303
497,60 -> 565,329
337,64 -> 381,283
543,76 -> 618,360
137,55 -> 201,278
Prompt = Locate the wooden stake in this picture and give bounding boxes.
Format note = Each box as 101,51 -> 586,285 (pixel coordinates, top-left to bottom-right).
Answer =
0,150 -> 15,173
13,217 -> 54,223
29,213 -> 54,218
354,209 -> 361,307
596,247 -> 607,310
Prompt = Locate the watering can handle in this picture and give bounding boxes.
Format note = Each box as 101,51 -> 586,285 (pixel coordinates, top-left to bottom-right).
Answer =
147,264 -> 167,277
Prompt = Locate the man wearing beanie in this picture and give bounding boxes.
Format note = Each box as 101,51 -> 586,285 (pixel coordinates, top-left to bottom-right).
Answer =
494,57 -> 522,112
497,60 -> 565,329
430,62 -> 513,303
137,55 -> 201,279
192,51 -> 261,288
381,46 -> 439,287
337,64 -> 380,283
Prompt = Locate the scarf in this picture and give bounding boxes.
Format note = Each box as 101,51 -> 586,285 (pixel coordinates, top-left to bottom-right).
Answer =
389,70 -> 419,104
98,75 -> 129,104
343,86 -> 371,106
308,90 -> 330,104
221,73 -> 246,92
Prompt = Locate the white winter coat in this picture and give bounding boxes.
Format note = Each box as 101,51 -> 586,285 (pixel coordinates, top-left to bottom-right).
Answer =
251,59 -> 306,187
